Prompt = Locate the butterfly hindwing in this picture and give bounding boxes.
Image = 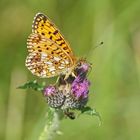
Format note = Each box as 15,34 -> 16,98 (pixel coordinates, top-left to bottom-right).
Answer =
26,33 -> 72,78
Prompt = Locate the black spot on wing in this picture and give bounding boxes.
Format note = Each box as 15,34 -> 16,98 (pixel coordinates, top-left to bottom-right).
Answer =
53,30 -> 58,35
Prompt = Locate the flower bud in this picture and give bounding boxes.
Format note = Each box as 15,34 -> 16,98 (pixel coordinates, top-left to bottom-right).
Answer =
44,85 -> 56,96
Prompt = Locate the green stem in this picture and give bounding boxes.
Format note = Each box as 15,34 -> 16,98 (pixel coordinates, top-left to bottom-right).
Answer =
38,108 -> 62,140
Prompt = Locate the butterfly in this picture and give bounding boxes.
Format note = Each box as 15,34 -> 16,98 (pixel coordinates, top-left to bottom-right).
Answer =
25,13 -> 77,78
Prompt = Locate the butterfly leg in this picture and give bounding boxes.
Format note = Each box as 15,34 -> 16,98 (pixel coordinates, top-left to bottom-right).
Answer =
64,71 -> 76,81
55,75 -> 70,85
54,76 -> 60,85
71,72 -> 76,78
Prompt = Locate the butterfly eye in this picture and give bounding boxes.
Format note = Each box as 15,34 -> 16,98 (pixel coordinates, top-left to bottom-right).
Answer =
77,61 -> 82,67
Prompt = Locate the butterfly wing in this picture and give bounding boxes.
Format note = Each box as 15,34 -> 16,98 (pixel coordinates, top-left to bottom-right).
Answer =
32,13 -> 74,57
26,33 -> 73,78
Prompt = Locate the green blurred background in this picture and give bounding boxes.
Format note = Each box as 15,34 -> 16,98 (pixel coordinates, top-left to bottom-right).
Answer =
0,0 -> 140,140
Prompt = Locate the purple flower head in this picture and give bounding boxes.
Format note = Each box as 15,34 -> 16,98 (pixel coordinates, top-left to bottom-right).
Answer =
80,63 -> 90,72
76,60 -> 91,76
71,76 -> 90,99
44,85 -> 56,96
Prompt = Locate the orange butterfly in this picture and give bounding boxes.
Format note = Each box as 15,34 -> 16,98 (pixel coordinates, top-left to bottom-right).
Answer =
26,13 -> 77,78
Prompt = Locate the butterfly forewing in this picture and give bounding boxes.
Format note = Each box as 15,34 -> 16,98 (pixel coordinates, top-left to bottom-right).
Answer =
32,13 -> 74,56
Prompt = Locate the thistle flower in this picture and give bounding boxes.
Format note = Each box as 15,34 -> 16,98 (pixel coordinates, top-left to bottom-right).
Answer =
44,85 -> 65,108
19,59 -> 99,121
44,85 -> 56,96
78,62 -> 90,73
43,60 -> 91,114
71,76 -> 90,99
75,60 -> 91,76
44,78 -> 90,110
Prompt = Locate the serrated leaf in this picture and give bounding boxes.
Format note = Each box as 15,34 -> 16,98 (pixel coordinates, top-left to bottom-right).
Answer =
17,80 -> 44,91
80,106 -> 102,125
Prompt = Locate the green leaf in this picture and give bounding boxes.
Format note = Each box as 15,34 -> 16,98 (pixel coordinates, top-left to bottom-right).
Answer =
17,80 -> 45,91
80,106 -> 102,125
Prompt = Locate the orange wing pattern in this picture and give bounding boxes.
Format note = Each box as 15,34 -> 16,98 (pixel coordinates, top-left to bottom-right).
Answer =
25,13 -> 76,78
32,13 -> 74,57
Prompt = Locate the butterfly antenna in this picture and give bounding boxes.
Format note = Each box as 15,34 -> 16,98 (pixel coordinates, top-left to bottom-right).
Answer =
94,41 -> 103,50
91,41 -> 104,53
86,41 -> 104,58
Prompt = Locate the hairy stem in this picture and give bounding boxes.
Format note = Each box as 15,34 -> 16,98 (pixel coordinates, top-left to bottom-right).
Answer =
38,108 -> 62,140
